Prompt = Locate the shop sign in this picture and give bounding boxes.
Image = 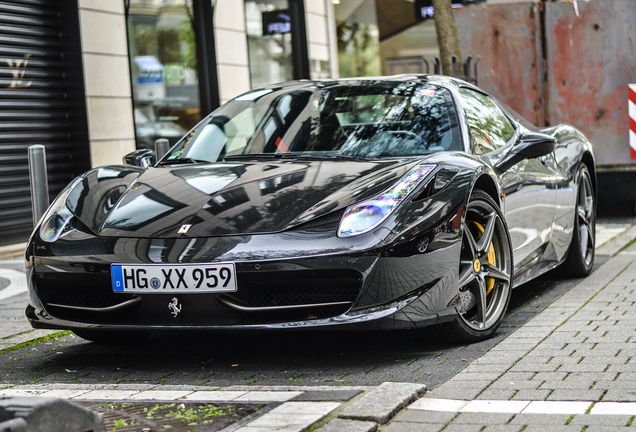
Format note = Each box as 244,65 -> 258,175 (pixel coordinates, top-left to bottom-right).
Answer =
415,0 -> 486,21
262,10 -> 291,35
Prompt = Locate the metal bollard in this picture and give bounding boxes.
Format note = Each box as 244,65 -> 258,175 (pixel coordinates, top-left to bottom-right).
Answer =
155,138 -> 170,161
28,145 -> 49,227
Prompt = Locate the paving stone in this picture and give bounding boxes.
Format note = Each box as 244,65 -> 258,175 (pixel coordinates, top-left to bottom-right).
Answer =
424,387 -> 484,400
452,411 -> 515,424
511,389 -> 551,400
481,425 -> 526,432
382,421 -> 447,432
547,390 -> 605,401
521,426 -> 585,432
338,382 -> 426,424
319,419 -> 377,432
522,401 -> 592,414
462,400 -> 530,413
409,397 -> 468,412
291,389 -> 362,402
538,379 -> 596,390
584,427 -> 634,432
475,389 -> 516,400
570,413 -> 633,425
394,409 -> 457,423
600,389 -> 636,402
489,380 -> 542,390
508,413 -> 573,425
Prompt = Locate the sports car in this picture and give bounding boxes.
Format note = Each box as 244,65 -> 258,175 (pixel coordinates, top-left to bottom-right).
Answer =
24,75 -> 596,343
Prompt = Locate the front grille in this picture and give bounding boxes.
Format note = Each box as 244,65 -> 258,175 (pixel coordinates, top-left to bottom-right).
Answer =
220,269 -> 362,323
38,283 -> 134,309
33,267 -> 363,326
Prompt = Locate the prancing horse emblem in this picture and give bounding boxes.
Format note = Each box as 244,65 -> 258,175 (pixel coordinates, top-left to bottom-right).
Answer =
168,297 -> 181,318
178,224 -> 192,234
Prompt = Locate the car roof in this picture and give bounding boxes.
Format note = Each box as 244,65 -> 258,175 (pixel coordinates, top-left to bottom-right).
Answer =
256,74 -> 479,93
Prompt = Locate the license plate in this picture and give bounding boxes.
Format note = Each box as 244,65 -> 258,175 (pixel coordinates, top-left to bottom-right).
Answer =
111,263 -> 237,293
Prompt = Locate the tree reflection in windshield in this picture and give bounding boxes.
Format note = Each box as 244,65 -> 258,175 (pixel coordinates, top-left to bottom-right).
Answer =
166,81 -> 461,162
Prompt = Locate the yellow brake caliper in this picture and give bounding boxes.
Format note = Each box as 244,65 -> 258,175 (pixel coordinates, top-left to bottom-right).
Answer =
472,221 -> 496,294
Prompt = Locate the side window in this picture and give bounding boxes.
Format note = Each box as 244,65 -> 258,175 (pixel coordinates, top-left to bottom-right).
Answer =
459,88 -> 516,155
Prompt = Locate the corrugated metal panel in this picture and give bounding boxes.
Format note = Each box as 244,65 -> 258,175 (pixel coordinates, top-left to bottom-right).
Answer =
0,0 -> 82,246
545,0 -> 636,167
455,2 -> 544,126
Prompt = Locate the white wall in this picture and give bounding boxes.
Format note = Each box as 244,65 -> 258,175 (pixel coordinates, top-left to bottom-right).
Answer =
78,0 -> 136,168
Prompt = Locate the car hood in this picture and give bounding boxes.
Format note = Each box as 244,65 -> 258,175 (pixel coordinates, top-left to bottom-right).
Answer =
72,159 -> 425,238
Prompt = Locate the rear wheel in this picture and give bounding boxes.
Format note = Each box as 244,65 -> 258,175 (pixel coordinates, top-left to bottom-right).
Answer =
433,190 -> 513,343
561,165 -> 595,276
72,329 -> 149,344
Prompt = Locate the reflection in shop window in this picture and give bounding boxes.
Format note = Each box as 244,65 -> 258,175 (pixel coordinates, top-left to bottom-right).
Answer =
127,0 -> 201,150
245,0 -> 294,88
334,0 -> 380,77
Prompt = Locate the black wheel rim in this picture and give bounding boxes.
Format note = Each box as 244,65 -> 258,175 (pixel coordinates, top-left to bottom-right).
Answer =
458,199 -> 512,331
577,170 -> 595,266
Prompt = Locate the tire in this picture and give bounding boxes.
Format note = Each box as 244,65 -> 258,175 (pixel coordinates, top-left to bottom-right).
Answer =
432,190 -> 513,343
72,329 -> 149,344
560,165 -> 595,277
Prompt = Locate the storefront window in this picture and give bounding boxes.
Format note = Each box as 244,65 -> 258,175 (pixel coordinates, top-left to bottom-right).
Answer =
245,0 -> 294,88
334,0 -> 381,77
127,0 -> 201,150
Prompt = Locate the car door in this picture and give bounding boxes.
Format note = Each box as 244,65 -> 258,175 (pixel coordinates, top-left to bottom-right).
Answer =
458,87 -> 558,276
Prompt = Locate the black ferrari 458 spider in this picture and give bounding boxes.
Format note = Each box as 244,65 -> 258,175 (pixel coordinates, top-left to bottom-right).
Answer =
25,75 -> 596,343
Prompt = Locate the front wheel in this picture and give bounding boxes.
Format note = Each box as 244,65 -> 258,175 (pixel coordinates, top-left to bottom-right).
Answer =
560,165 -> 595,277
433,190 -> 513,343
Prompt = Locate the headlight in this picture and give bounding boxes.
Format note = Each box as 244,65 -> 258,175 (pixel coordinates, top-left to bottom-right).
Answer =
338,164 -> 436,237
38,177 -> 82,243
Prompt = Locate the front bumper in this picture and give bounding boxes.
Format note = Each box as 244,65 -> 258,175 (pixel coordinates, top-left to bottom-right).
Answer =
26,210 -> 462,332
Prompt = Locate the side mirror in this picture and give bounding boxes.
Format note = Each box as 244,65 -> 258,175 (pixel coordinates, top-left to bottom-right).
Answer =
495,132 -> 556,173
123,149 -> 155,167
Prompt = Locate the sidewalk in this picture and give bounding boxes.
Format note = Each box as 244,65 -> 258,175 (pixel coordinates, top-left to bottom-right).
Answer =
1,222 -> 636,431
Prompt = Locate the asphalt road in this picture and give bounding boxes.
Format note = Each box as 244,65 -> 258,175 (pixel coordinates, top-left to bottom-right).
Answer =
0,264 -> 597,391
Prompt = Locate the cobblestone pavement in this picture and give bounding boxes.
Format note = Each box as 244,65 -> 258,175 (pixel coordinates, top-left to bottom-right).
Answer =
1,221 -> 635,431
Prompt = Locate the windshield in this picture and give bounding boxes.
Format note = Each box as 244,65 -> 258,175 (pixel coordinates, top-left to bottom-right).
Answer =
163,81 -> 461,163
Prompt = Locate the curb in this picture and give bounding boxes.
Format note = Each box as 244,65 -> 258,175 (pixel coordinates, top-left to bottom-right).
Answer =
0,243 -> 26,260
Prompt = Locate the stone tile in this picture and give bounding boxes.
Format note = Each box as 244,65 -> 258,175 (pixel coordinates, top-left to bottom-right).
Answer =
241,413 -> 324,429
591,402 -> 636,415
441,424 -> 486,432
235,391 -> 303,402
291,389 -> 362,402
383,422 -> 447,432
598,389 -> 636,402
409,398 -> 468,412
80,9 -> 127,55
522,401 -> 592,414
508,413 -> 573,425
521,426 -> 584,432
186,391 -> 248,401
452,412 -> 515,424
461,400 -> 530,413
129,390 -> 192,400
73,390 -> 139,400
319,419 -> 377,432
569,413 -> 632,425
512,389 -> 551,400
547,390 -> 605,401
476,389 -> 516,400
268,401 -> 340,416
394,409 -> 457,423
339,382 -> 426,424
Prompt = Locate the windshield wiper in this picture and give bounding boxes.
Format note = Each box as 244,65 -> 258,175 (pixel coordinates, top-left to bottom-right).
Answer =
223,153 -> 284,160
157,157 -> 210,165
224,153 -> 368,161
